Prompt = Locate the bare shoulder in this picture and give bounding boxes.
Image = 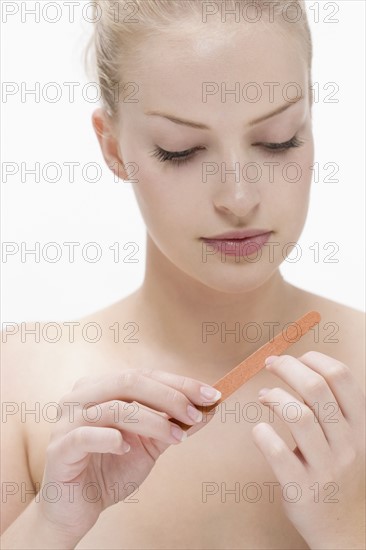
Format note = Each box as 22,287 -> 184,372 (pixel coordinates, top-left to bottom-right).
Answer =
298,287 -> 364,345
290,285 -> 365,386
0,301 -> 138,408
1,319 -> 99,405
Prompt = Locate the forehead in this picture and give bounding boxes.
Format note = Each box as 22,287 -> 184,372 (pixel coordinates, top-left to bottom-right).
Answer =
119,19 -> 308,124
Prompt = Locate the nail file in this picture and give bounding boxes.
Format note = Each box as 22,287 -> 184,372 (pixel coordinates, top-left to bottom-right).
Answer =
170,310 -> 321,431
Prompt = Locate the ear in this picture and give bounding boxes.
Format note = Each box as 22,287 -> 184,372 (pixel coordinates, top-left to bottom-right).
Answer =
91,108 -> 129,181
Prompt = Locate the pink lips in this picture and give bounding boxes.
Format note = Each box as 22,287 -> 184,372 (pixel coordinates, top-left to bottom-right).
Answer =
200,230 -> 272,257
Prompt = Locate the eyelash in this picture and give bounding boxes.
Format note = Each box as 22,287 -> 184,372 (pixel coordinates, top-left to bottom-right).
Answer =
150,135 -> 305,167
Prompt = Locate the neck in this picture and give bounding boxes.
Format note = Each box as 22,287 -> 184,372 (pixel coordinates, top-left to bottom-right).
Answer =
135,236 -> 296,377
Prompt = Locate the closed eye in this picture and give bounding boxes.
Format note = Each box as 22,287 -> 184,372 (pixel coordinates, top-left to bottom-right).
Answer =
149,145 -> 205,166
149,135 -> 305,167
252,135 -> 305,152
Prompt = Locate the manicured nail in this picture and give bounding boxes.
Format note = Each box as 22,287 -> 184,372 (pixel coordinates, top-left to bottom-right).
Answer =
258,387 -> 270,398
200,386 -> 222,401
265,355 -> 278,366
187,404 -> 203,423
171,424 -> 188,442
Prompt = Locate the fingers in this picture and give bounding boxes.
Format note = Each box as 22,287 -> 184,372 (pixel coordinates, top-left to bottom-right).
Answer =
297,351 -> 365,426
252,422 -> 305,486
264,354 -> 349,450
138,368 -> 222,407
47,426 -> 131,480
258,387 -> 332,470
60,399 -> 190,445
63,369 -> 221,430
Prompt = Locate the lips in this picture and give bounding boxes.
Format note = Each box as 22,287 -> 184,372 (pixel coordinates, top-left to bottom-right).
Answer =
201,229 -> 272,240
200,230 -> 273,257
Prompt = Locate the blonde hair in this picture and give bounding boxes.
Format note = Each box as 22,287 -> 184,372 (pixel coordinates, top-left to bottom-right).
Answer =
85,0 -> 313,131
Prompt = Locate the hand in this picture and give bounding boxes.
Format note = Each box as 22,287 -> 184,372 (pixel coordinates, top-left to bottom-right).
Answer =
37,368 -> 221,542
252,351 -> 366,549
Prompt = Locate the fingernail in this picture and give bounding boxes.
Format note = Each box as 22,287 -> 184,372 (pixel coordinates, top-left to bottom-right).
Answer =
258,387 -> 270,398
200,386 -> 222,401
265,355 -> 278,366
171,424 -> 188,442
187,404 -> 203,423
122,442 -> 131,453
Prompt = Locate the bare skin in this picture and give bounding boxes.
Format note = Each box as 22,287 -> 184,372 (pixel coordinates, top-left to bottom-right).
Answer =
1,12 -> 365,550
1,280 -> 365,549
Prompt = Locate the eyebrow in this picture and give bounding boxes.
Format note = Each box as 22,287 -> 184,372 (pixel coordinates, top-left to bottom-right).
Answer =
144,95 -> 304,130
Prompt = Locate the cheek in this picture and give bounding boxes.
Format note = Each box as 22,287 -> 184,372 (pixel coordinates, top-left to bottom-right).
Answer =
131,161 -> 197,236
268,142 -> 314,233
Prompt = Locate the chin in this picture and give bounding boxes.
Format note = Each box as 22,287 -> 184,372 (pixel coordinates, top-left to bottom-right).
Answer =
193,261 -> 280,294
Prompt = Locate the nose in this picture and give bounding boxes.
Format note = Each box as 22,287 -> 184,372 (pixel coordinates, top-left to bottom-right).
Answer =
211,154 -> 262,219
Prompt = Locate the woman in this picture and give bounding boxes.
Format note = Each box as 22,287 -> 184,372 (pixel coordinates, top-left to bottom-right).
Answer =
1,1 -> 365,548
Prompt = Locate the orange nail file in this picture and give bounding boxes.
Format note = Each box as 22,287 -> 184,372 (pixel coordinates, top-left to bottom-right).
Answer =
170,310 -> 321,431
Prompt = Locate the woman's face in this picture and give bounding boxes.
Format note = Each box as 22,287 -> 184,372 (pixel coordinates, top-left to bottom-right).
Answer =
106,19 -> 314,293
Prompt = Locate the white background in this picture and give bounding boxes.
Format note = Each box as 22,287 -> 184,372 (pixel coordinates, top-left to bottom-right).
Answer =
1,0 -> 365,323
